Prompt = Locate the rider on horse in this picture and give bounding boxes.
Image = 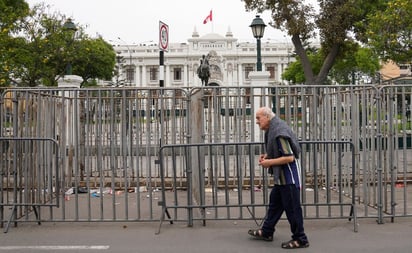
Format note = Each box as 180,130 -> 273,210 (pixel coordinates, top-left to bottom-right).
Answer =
197,54 -> 210,86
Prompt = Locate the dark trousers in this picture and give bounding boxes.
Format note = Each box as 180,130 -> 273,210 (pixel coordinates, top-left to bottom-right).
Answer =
262,184 -> 308,243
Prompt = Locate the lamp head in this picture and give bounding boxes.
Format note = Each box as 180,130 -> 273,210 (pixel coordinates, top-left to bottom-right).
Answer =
250,15 -> 266,39
63,18 -> 77,32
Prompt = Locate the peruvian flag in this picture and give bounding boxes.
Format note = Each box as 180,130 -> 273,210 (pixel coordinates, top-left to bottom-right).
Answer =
203,10 -> 213,24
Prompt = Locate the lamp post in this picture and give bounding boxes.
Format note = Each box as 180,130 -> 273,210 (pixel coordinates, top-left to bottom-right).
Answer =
62,18 -> 77,75
115,52 -> 124,87
117,37 -> 132,86
250,15 -> 266,71
250,15 -> 274,113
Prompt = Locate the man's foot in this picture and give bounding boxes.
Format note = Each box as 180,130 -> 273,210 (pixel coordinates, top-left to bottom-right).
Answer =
247,229 -> 273,241
281,239 -> 309,249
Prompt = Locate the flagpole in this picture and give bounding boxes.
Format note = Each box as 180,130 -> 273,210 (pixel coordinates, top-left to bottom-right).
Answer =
211,9 -> 214,33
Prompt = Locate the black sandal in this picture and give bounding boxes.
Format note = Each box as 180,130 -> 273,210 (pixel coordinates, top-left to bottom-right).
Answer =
247,229 -> 273,241
281,239 -> 309,249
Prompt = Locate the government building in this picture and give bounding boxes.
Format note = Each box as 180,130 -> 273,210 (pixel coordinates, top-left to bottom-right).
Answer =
112,28 -> 293,87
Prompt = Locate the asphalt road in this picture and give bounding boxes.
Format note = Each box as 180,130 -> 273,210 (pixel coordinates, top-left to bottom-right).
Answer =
1,217 -> 412,253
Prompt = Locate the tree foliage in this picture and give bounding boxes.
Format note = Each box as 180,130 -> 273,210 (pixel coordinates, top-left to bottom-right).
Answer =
11,3 -> 79,86
366,0 -> 412,63
1,1 -> 116,87
282,49 -> 322,84
0,0 -> 30,86
283,43 -> 380,85
0,0 -> 29,32
72,38 -> 116,86
329,45 -> 380,84
242,0 -> 382,85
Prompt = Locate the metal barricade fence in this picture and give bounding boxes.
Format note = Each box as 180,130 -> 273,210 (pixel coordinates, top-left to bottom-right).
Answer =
1,87 -> 192,231
156,141 -> 357,234
1,84 -> 412,231
378,85 -> 412,222
0,137 -> 59,233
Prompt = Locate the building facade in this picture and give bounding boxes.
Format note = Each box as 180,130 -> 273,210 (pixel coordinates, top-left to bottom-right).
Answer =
112,29 -> 293,87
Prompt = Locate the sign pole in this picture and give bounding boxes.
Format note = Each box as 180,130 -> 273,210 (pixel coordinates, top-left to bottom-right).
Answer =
158,20 -> 168,88
159,51 -> 164,87
158,21 -> 169,146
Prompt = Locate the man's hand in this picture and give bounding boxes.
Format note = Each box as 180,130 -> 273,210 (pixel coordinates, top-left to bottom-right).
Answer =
259,154 -> 270,168
259,154 -> 295,168
258,154 -> 266,164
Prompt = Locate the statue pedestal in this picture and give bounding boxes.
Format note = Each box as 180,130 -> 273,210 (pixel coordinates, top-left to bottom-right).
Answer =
58,75 -> 82,88
249,71 -> 271,141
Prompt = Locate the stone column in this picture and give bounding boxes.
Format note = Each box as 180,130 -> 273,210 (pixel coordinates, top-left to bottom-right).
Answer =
238,63 -> 243,86
58,75 -> 82,185
189,89 -> 204,224
136,65 -> 141,87
183,64 -> 188,86
131,65 -> 136,86
249,71 -> 270,141
142,65 -> 147,85
165,64 -> 170,87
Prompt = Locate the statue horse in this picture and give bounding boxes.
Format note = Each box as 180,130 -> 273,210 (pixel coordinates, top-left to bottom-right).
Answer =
197,60 -> 210,86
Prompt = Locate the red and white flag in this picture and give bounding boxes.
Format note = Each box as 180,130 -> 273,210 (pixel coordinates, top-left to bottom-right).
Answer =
203,10 -> 213,24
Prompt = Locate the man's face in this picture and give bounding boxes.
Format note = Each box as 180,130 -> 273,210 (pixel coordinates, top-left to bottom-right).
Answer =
256,111 -> 270,131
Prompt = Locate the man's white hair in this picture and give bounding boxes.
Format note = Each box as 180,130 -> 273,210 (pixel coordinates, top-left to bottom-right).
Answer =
258,107 -> 275,119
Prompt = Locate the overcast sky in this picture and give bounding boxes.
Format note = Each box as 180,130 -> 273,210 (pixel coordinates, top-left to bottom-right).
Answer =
25,0 -> 317,45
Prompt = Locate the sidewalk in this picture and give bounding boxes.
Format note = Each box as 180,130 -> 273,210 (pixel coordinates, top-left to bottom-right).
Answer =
1,217 -> 411,253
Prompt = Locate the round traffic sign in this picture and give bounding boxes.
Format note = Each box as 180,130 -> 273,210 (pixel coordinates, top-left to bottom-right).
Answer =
159,23 -> 168,51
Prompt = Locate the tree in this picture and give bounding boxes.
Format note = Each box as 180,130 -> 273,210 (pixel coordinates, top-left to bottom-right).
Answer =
7,3 -> 84,86
282,49 -> 322,84
71,38 -> 116,86
5,3 -> 116,87
283,44 -> 380,85
0,0 -> 30,86
242,0 -> 383,85
366,0 -> 412,63
331,46 -> 380,84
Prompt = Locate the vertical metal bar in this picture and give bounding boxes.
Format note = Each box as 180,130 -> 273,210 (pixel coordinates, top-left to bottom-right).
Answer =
197,145 -> 206,225
314,143 -> 319,217
184,145 -> 193,226
376,87 -> 384,224
223,144 -> 230,218
236,143 -> 243,218
351,142 -> 358,232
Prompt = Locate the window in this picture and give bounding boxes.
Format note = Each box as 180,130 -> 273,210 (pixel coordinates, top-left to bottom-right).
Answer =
149,67 -> 158,81
173,67 -> 182,81
245,66 -> 254,79
266,66 -> 275,79
245,88 -> 251,104
126,68 -> 134,83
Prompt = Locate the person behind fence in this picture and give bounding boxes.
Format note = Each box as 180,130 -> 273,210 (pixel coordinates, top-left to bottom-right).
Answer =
248,106 -> 309,249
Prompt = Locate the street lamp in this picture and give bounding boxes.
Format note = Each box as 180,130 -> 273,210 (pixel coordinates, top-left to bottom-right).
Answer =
114,39 -> 154,86
62,18 -> 77,75
117,37 -> 132,85
250,15 -> 266,71
114,52 -> 124,87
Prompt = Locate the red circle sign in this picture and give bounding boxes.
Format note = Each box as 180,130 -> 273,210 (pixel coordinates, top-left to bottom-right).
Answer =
159,22 -> 168,51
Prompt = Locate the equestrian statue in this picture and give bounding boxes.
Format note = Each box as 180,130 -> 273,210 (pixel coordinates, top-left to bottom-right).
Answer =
197,54 -> 210,86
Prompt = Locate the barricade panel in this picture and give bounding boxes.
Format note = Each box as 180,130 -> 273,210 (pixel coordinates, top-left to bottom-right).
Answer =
157,141 -> 357,233
0,137 -> 59,232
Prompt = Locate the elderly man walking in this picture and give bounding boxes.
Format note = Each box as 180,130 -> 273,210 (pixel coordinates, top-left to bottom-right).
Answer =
248,107 -> 309,249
